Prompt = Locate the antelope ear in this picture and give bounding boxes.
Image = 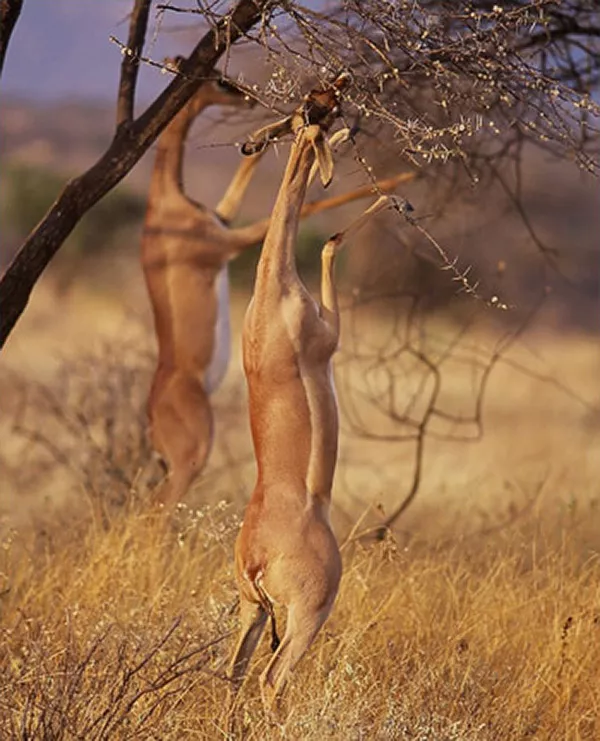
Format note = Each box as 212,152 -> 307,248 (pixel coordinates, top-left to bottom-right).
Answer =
308,128 -> 350,185
327,127 -> 351,150
311,132 -> 334,188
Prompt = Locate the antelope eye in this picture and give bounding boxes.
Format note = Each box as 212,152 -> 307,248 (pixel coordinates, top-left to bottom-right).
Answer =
217,78 -> 238,94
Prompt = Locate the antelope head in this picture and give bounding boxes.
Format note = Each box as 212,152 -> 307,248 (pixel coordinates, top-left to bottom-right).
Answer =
240,71 -> 351,187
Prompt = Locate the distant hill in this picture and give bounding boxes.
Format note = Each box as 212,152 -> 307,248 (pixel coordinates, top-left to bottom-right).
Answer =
0,96 -> 295,212
1,97 -> 114,169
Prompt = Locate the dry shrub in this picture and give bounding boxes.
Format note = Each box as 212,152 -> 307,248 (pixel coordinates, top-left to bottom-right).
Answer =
0,336 -> 154,524
1,496 -> 599,740
1,617 -> 229,740
0,503 -> 241,740
0,331 -> 254,528
1,296 -> 598,739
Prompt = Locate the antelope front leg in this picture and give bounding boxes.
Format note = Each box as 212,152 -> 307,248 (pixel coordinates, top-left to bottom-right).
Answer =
320,237 -> 342,338
320,195 -> 393,335
215,150 -> 265,224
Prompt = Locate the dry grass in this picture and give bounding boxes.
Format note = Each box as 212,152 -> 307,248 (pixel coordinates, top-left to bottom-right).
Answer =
1,279 -> 599,739
1,499 -> 599,740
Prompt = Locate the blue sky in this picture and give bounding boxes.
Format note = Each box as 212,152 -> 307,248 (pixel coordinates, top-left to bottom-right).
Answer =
1,1 -> 202,103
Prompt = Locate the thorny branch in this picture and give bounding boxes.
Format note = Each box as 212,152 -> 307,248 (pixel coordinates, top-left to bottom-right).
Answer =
151,0 -> 599,297
227,1 -> 600,167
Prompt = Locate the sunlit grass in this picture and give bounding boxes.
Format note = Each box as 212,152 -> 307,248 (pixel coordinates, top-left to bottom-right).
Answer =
1,281 -> 599,739
1,496 -> 599,740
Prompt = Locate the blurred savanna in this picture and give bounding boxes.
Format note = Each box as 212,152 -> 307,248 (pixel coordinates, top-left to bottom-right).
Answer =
1,2 -> 600,739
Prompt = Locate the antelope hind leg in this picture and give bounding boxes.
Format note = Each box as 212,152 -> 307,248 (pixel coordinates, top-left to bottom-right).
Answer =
226,597 -> 268,730
228,598 -> 268,692
259,600 -> 333,712
150,374 -> 213,510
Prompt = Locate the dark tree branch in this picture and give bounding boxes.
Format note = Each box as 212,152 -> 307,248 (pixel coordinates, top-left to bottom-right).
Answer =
0,0 -> 23,79
0,0 -> 266,349
116,0 -> 152,127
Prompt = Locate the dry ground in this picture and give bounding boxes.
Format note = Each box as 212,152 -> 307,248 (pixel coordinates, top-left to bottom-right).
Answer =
0,277 -> 599,739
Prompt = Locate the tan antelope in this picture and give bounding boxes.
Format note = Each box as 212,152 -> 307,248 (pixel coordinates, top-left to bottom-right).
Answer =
142,72 -> 261,508
228,79 -> 394,709
142,73 -> 411,510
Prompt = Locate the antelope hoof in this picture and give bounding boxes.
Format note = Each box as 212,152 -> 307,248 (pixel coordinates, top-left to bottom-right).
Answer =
270,632 -> 280,653
260,679 -> 277,714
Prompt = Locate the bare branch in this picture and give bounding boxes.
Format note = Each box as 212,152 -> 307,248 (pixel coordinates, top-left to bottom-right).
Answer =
0,0 -> 23,79
116,0 -> 152,127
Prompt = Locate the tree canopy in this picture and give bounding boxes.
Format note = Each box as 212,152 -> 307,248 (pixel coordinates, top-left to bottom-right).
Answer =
0,0 -> 598,347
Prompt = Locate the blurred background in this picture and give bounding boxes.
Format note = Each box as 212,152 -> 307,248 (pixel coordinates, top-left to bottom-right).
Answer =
1,2 -> 598,538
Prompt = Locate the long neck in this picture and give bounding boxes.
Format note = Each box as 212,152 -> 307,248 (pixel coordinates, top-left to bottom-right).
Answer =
148,97 -> 210,198
257,133 -> 315,277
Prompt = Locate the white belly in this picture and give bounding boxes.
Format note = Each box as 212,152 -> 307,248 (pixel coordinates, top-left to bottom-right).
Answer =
204,265 -> 231,395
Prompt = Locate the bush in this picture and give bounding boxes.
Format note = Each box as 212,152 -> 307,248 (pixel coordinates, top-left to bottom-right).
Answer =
1,163 -> 145,267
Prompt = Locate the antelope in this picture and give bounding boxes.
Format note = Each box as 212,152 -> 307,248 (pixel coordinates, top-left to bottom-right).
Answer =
142,72 -> 261,508
228,79 -> 394,709
142,73 -> 411,510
